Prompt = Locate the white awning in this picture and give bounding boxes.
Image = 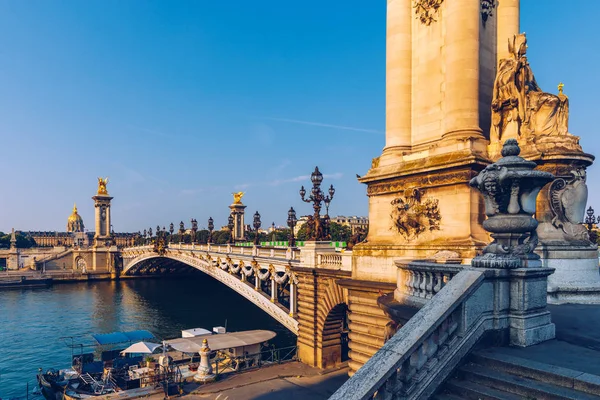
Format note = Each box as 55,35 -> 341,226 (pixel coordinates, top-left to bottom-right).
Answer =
120,341 -> 162,355
166,330 -> 276,353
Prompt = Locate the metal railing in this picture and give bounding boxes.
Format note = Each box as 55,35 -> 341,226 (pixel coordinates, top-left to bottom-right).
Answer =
213,345 -> 298,376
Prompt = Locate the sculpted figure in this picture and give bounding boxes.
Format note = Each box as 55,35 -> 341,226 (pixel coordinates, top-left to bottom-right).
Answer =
232,192 -> 245,204
491,34 -> 569,142
97,177 -> 109,195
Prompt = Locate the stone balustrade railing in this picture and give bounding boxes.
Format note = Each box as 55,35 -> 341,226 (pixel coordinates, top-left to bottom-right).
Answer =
330,267 -> 508,400
396,261 -> 462,305
317,251 -> 352,271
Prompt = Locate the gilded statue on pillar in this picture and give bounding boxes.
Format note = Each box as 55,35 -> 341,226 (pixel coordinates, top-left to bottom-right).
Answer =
232,192 -> 245,204
491,34 -> 570,143
97,177 -> 109,195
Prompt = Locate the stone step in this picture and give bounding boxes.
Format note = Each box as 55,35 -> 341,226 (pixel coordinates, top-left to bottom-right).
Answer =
442,378 -> 524,400
431,392 -> 465,400
471,348 -> 600,396
458,363 -> 600,400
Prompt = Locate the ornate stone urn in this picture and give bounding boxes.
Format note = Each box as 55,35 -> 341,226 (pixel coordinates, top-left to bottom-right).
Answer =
470,139 -> 554,268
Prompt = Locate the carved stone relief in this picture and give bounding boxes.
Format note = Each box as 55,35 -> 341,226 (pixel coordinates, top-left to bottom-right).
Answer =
390,189 -> 441,240
414,0 -> 443,26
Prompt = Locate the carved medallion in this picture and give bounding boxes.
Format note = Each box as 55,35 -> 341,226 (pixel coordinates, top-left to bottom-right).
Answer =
390,189 -> 441,240
548,168 -> 590,242
414,0 -> 443,26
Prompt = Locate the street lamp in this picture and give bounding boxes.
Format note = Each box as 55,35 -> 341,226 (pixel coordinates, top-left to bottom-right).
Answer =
169,222 -> 174,243
191,219 -> 198,243
287,207 -> 297,247
227,214 -> 235,244
208,217 -> 214,244
156,225 -> 161,238
253,211 -> 262,246
299,166 -> 335,241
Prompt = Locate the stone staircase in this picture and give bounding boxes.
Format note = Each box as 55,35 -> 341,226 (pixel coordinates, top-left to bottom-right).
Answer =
435,347 -> 600,400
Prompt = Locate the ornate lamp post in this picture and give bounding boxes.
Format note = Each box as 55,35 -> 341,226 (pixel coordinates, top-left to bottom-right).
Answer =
208,217 -> 214,244
287,207 -> 297,247
169,222 -> 174,243
585,207 -> 599,242
227,214 -> 235,244
253,211 -> 262,246
585,207 -> 596,231
148,227 -> 153,244
156,225 -> 161,238
179,221 -> 185,235
299,166 -> 335,241
191,218 -> 198,243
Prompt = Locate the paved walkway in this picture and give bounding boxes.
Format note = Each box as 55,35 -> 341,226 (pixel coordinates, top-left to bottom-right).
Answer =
494,304 -> 600,376
149,362 -> 348,400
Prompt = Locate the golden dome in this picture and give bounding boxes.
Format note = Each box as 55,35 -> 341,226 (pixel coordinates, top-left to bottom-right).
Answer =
67,203 -> 85,232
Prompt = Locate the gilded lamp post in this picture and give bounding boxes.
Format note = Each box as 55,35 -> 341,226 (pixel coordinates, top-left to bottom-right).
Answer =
299,167 -> 335,241
253,211 -> 262,246
227,214 -> 235,244
191,218 -> 198,243
207,217 -> 214,244
287,207 -> 297,247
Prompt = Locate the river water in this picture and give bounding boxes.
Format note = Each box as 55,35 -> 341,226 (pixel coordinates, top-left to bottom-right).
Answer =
0,275 -> 296,399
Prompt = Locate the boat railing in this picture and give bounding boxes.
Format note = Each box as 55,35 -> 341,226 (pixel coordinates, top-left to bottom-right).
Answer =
213,345 -> 297,376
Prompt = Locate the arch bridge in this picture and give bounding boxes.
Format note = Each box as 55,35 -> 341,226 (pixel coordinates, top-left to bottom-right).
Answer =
121,242 -> 353,368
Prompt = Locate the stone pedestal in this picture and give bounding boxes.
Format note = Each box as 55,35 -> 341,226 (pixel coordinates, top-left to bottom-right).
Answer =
540,244 -> 600,304
193,339 -> 216,383
299,241 -> 334,269
509,268 -> 556,347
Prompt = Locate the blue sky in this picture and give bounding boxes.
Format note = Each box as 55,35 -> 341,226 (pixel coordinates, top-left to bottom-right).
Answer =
0,1 -> 598,233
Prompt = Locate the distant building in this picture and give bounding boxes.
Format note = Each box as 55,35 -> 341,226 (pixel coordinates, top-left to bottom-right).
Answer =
28,203 -> 135,248
331,216 -> 369,234
294,215 -> 369,235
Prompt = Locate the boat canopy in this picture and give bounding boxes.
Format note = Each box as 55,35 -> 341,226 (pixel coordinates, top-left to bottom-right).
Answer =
92,330 -> 155,345
166,330 -> 276,353
120,341 -> 162,355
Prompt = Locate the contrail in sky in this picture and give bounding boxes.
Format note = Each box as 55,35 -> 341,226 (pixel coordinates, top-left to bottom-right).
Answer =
264,117 -> 383,134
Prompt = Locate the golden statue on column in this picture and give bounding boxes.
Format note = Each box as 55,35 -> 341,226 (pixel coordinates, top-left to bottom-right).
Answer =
232,191 -> 245,204
491,34 -> 570,144
97,177 -> 109,195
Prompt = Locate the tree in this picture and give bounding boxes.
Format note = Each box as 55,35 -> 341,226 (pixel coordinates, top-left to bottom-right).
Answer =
196,230 -> 210,244
0,232 -> 35,249
330,222 -> 352,242
295,222 -> 352,243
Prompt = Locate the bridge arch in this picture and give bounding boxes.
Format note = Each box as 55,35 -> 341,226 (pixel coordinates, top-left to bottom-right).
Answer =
123,251 -> 299,335
297,275 -> 348,368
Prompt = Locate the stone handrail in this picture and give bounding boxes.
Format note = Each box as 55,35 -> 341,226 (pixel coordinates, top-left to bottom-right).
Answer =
397,261 -> 462,305
317,251 -> 352,271
330,268 -> 488,400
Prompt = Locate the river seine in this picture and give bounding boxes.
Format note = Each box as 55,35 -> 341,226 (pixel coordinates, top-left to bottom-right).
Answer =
0,275 -> 295,399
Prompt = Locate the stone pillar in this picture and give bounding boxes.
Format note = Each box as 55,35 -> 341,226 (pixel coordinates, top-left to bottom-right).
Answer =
229,203 -> 247,242
193,339 -> 216,383
271,277 -> 277,303
496,0 -> 520,61
443,0 -> 484,140
381,0 -> 412,164
289,279 -> 296,316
